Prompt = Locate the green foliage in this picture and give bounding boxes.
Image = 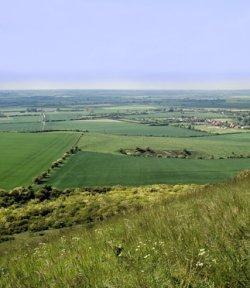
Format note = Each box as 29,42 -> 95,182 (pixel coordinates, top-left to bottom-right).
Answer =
0,187 -> 35,207
0,182 -> 201,236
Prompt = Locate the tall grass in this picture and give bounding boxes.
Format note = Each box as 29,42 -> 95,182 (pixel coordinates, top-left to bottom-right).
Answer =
0,172 -> 249,287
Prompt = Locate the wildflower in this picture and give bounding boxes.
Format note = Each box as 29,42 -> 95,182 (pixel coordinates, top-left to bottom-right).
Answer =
196,261 -> 204,267
198,248 -> 206,256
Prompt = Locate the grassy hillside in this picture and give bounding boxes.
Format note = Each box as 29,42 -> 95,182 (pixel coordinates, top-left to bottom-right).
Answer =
0,182 -> 201,236
0,132 -> 78,189
0,171 -> 249,287
47,151 -> 250,188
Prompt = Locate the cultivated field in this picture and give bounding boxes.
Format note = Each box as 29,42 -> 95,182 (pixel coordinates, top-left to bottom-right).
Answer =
78,132 -> 250,158
0,132 -> 78,189
46,120 -> 208,137
47,151 -> 250,188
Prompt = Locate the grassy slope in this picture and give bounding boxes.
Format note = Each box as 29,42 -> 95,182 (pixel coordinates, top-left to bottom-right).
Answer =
48,151 -> 250,188
0,132 -> 78,189
0,172 -> 249,287
78,132 -> 250,158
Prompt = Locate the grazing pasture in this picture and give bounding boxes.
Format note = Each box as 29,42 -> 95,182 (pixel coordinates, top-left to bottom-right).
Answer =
48,151 -> 250,188
0,132 -> 78,189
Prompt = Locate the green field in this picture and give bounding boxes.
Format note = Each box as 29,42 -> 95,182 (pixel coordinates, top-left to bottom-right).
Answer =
48,151 -> 250,188
0,122 -> 43,132
1,131 -> 249,190
0,132 -> 78,189
0,118 -> 208,136
78,132 -> 250,158
45,119 -> 208,136
0,115 -> 41,123
44,111 -> 89,121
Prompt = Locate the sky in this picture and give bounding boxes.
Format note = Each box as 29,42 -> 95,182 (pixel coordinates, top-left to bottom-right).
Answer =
0,0 -> 250,90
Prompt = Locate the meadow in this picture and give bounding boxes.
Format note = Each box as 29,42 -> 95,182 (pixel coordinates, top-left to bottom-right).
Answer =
47,151 -> 250,188
0,132 -> 78,189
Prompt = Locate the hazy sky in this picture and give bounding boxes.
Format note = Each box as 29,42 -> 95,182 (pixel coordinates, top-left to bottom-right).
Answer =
0,0 -> 250,89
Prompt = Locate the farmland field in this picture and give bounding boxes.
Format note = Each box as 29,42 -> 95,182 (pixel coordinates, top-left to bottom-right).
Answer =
0,118 -> 208,136
45,119 -> 208,136
47,151 -> 250,188
0,132 -> 78,189
0,90 -> 249,190
0,121 -> 43,132
78,132 -> 250,158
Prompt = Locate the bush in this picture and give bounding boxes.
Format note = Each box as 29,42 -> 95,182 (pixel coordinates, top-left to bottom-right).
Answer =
0,187 -> 35,207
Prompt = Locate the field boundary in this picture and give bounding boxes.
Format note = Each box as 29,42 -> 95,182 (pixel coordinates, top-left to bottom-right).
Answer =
33,133 -> 84,186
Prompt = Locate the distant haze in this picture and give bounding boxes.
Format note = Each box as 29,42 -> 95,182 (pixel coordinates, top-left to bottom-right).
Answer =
0,0 -> 250,89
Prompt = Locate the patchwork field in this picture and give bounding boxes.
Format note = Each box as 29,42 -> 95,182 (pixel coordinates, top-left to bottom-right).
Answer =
0,132 -> 78,189
47,151 -> 250,188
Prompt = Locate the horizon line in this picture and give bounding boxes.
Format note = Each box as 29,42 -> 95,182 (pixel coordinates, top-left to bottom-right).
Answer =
1,80 -> 250,91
